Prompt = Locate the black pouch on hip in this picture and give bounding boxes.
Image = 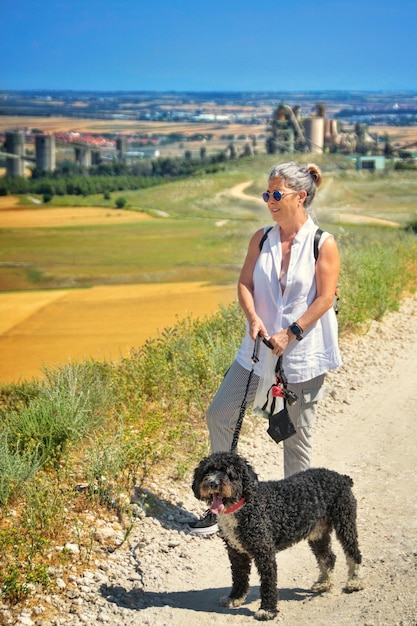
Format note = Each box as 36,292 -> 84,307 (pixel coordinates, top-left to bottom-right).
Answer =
267,400 -> 296,444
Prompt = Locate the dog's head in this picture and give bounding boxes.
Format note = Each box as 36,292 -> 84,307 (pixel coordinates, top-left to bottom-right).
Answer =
192,452 -> 258,514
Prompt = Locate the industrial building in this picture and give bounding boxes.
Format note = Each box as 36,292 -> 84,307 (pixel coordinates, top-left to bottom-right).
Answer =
0,131 -> 126,177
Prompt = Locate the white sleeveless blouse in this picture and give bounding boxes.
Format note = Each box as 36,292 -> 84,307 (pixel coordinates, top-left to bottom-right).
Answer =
236,217 -> 342,383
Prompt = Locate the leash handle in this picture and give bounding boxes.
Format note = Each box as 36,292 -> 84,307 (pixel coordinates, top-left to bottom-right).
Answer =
260,334 -> 288,380
261,335 -> 284,378
262,335 -> 274,350
251,333 -> 262,364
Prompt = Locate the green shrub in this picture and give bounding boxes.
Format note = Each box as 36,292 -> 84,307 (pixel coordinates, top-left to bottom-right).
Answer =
0,476 -> 67,603
406,220 -> 417,234
337,228 -> 416,331
2,362 -> 111,470
115,196 -> 127,208
0,432 -> 41,505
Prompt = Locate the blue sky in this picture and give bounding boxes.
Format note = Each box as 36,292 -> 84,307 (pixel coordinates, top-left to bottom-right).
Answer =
1,0 -> 416,92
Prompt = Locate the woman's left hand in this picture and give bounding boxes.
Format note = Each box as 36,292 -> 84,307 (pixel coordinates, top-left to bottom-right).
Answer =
269,329 -> 293,356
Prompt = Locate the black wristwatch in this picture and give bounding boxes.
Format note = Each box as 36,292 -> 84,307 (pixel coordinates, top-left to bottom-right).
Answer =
289,322 -> 304,341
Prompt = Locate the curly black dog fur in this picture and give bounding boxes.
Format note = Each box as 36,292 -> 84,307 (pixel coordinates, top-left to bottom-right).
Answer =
192,452 -> 364,621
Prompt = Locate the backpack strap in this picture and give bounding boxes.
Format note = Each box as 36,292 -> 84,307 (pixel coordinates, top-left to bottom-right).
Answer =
261,225 -> 324,264
314,228 -> 324,262
314,228 -> 340,314
259,226 -> 273,251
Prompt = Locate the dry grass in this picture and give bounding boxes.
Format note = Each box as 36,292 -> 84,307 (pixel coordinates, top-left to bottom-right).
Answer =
0,115 -> 265,139
0,196 -> 20,208
0,198 -> 154,228
1,115 -> 415,144
0,282 -> 237,384
366,125 -> 417,145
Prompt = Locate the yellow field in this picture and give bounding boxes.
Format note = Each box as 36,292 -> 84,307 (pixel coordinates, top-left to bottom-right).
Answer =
370,125 -> 417,145
2,114 -> 416,143
0,195 -> 238,383
0,196 -> 154,228
0,115 -> 266,139
0,282 -> 237,384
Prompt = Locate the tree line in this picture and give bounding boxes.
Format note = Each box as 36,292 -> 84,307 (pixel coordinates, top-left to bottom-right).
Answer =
0,152 -> 230,199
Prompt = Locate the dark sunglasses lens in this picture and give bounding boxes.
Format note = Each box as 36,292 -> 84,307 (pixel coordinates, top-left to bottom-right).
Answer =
262,191 -> 283,202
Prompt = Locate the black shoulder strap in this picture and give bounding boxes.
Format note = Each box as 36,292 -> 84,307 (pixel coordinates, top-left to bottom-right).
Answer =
260,225 -> 323,262
259,226 -> 273,251
314,228 -> 324,262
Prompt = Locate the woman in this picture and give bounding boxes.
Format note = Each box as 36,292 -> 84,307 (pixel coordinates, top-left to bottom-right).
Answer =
189,161 -> 341,534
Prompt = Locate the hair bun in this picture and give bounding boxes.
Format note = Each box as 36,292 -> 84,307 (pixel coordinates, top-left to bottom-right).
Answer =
307,164 -> 322,188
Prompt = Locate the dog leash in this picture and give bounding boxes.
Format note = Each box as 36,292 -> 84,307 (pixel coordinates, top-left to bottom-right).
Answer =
230,335 -> 299,452
230,334 -> 261,453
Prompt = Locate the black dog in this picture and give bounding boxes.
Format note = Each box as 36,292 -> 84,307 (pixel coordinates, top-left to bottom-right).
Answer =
192,452 -> 364,621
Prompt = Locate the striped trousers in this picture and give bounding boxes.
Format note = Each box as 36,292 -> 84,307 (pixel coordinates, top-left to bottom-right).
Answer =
206,360 -> 325,478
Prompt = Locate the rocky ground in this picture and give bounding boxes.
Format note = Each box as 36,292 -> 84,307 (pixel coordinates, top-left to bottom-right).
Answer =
1,295 -> 417,626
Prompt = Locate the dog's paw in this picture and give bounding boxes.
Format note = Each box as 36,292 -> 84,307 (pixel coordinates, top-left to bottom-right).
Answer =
344,576 -> 365,593
254,607 -> 278,621
219,594 -> 246,608
311,577 -> 333,593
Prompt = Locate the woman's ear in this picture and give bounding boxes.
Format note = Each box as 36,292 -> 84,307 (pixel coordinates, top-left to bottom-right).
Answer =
298,189 -> 307,204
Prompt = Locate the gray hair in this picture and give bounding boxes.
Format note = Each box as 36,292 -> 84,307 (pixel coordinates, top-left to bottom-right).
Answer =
268,161 -> 322,209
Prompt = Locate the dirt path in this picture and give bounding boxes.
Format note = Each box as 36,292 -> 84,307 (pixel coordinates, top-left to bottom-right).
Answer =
130,295 -> 417,625
228,180 -> 402,227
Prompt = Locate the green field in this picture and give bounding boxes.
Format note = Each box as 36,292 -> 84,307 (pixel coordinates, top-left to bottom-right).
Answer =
1,154 -> 416,293
0,219 -> 248,289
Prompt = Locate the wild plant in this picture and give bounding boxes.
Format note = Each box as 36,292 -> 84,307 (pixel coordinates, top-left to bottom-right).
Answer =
0,431 -> 41,506
2,361 -> 111,469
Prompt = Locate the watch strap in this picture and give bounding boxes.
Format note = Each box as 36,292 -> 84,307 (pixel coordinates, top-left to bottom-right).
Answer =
289,322 -> 304,341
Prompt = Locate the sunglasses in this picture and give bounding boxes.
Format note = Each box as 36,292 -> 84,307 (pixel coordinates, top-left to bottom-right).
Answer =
262,190 -> 297,202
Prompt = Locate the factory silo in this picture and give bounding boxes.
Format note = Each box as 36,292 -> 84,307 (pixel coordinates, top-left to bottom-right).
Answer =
91,150 -> 102,165
329,119 -> 338,137
75,147 -> 92,168
304,117 -> 325,154
5,131 -> 25,177
116,137 -> 127,161
35,134 -> 56,172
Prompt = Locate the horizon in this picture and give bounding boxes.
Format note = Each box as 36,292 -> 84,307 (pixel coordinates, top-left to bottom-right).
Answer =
2,0 -> 416,93
2,88 -> 417,95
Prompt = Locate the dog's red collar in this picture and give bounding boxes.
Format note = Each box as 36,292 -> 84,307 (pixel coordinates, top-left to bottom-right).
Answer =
224,497 -> 246,514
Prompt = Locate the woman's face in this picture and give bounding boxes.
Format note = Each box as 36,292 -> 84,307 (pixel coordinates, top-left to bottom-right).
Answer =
264,177 -> 299,221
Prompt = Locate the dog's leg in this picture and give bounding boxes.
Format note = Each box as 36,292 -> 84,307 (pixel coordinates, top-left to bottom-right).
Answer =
219,546 -> 251,609
253,550 -> 278,621
332,498 -> 365,592
344,556 -> 365,592
308,523 -> 336,593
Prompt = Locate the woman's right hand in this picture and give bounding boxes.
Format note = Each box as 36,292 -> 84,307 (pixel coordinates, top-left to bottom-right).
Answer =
248,316 -> 268,342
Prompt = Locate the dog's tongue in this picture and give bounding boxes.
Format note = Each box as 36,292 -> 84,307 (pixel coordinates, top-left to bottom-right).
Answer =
210,494 -> 225,515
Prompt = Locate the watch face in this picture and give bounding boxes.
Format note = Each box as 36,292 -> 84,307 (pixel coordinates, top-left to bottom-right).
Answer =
290,324 -> 301,336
